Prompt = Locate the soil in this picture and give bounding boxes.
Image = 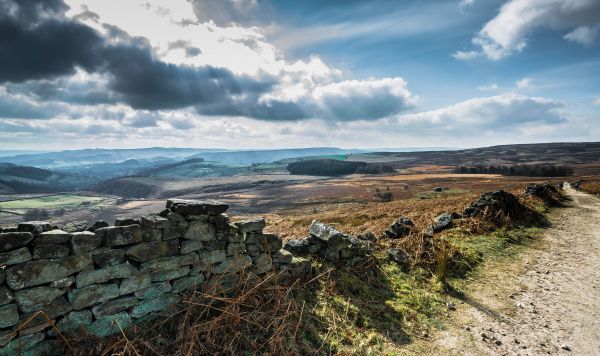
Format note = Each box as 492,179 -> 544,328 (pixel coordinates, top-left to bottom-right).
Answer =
432,185 -> 600,355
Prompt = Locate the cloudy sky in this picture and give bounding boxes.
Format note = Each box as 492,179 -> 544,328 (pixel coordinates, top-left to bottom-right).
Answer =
0,0 -> 599,150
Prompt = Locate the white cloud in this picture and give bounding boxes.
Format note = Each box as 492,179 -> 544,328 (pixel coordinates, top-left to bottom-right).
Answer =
594,97 -> 600,106
458,0 -> 476,13
457,0 -> 600,60
452,50 -> 480,60
516,77 -> 533,89
477,83 -> 500,91
392,93 -> 566,134
564,25 -> 600,46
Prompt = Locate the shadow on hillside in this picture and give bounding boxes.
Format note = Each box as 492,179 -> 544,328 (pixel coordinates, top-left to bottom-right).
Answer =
297,260 -> 411,353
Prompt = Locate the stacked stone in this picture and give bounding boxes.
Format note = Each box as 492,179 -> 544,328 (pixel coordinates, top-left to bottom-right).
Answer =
283,221 -> 371,266
0,199 -> 309,355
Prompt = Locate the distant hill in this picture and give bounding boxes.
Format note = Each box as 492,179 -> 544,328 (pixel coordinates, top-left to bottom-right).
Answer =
139,158 -> 252,178
189,148 -> 364,164
0,163 -> 85,193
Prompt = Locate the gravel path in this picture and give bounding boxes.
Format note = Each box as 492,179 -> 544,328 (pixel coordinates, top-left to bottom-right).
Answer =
435,185 -> 600,355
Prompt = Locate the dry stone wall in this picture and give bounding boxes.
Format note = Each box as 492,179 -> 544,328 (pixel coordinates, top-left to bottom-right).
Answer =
0,199 -> 315,355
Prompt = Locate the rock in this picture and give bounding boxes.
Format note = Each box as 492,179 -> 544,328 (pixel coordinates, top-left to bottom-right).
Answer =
290,257 -> 311,277
85,312 -> 131,336
180,240 -> 203,254
68,283 -> 120,310
0,331 -> 45,354
114,218 -> 140,227
561,344 -> 571,351
358,232 -> 377,241
5,253 -> 92,290
251,254 -> 272,274
92,248 -> 125,267
87,220 -> 109,232
463,190 -> 524,219
0,304 -> 19,328
19,296 -> 72,331
32,244 -> 70,259
0,269 -> 3,284
184,221 -> 216,241
434,187 -> 444,192
206,273 -> 238,293
272,249 -> 293,264
198,250 -> 227,264
0,232 -> 33,252
13,286 -> 65,313
130,294 -> 181,319
0,286 -> 13,306
213,255 -> 252,274
36,230 -> 69,244
49,276 -> 75,288
76,263 -> 138,288
125,240 -> 179,262
226,242 -> 245,256
166,199 -> 229,216
18,221 -> 52,235
245,233 -> 282,252
523,184 -> 559,204
151,266 -> 190,282
92,296 -> 139,318
171,275 -> 205,293
119,273 -> 151,295
447,303 -> 456,311
62,221 -> 88,233
55,310 -> 92,333
234,218 -> 266,233
70,231 -> 102,254
134,281 -> 172,299
163,224 -> 185,241
308,220 -> 344,244
141,228 -> 163,242
141,215 -> 169,229
387,248 -> 410,270
426,213 -> 455,235
283,239 -> 313,255
384,217 -> 414,238
140,253 -> 199,273
96,225 -> 142,247
0,247 -> 32,266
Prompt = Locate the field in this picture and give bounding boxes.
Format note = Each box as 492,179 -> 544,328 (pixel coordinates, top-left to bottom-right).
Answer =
0,193 -> 117,225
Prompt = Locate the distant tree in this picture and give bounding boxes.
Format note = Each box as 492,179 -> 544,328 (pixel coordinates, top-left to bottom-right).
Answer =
287,159 -> 394,176
454,164 -> 573,177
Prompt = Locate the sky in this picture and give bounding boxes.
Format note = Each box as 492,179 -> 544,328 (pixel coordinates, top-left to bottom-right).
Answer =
0,0 -> 599,150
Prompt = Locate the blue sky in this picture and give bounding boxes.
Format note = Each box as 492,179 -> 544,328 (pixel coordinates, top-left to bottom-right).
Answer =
0,0 -> 598,149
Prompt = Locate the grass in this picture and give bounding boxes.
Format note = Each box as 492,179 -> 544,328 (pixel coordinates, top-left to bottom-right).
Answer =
0,194 -> 114,210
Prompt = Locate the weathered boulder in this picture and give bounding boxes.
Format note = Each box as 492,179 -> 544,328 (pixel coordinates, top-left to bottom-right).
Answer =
125,240 -> 179,262
129,294 -> 180,319
141,215 -> 169,229
151,266 -> 190,282
76,263 -> 138,288
0,232 -> 33,252
119,273 -> 151,295
0,304 -> 19,328
5,253 -> 92,290
92,296 -> 139,318
426,213 -> 457,235
0,247 -> 32,266
18,221 -> 52,235
226,242 -> 245,256
198,250 -> 227,264
184,221 -> 216,241
70,231 -> 102,254
433,187 -> 444,192
213,255 -> 252,274
234,218 -> 266,233
167,199 -> 229,216
141,228 -> 162,242
140,253 -> 198,273
85,312 -> 131,336
523,183 -> 560,204
272,249 -> 293,264
384,217 -> 414,238
308,220 -> 344,244
171,275 -> 204,293
387,248 -> 411,271
283,239 -> 313,255
96,225 -> 142,247
0,286 -> 13,306
92,248 -> 125,267
245,233 -> 282,252
36,229 -> 69,244
49,276 -> 75,289
32,244 -> 70,259
55,310 -> 92,333
134,281 -> 171,299
180,240 -> 203,254
251,254 -> 272,274
68,283 -> 120,310
463,190 -> 524,219
87,220 -> 109,232
13,286 -> 65,313
62,221 -> 87,233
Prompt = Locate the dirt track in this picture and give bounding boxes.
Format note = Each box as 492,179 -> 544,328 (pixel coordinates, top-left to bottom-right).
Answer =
435,185 -> 600,355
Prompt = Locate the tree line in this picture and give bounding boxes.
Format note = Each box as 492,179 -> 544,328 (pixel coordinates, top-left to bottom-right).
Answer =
454,164 -> 574,177
287,159 -> 394,176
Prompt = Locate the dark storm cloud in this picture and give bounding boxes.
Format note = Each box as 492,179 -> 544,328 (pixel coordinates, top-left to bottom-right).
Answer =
0,0 -> 304,120
167,40 -> 202,57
